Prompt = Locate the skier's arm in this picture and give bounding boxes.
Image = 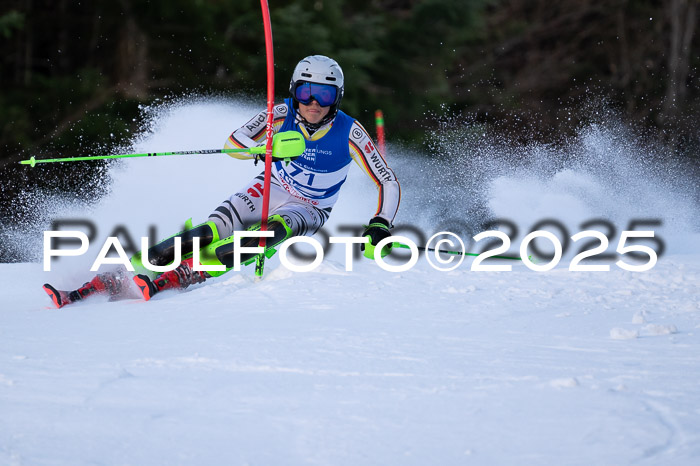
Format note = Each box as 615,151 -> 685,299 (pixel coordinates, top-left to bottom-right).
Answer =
349,121 -> 401,225
224,103 -> 289,159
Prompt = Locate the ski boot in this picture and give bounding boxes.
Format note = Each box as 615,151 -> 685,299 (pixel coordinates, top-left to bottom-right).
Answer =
133,258 -> 210,301
43,266 -> 136,309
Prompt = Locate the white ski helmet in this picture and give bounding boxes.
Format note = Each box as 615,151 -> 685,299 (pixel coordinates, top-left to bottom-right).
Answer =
289,55 -> 345,108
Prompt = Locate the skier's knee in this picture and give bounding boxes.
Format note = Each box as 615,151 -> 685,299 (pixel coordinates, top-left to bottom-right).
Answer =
207,213 -> 231,239
264,214 -> 294,246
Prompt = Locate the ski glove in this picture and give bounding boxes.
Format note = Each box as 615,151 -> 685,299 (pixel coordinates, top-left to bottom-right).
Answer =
361,216 -> 393,260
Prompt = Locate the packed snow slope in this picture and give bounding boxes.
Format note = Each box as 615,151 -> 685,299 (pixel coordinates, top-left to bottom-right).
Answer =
1,98 -> 699,465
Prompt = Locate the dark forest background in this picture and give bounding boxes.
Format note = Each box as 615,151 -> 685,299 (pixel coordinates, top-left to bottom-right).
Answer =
1,0 -> 698,260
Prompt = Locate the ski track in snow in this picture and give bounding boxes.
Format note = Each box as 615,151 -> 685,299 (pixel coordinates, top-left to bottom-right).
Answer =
1,99 -> 700,465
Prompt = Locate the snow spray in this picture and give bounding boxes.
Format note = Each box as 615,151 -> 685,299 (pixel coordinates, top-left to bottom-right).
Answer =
8,96 -> 699,282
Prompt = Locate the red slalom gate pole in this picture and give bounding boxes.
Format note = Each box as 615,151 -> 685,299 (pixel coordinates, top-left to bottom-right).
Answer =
256,0 -> 275,278
375,110 -> 386,155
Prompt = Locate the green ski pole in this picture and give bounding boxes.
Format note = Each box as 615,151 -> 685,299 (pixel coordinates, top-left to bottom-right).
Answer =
19,131 -> 305,167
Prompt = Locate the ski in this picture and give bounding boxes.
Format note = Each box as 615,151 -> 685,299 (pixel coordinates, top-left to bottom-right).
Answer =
42,268 -> 140,309
43,283 -> 77,309
133,274 -> 159,301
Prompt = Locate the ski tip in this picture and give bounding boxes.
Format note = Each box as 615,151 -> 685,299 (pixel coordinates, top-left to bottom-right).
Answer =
43,283 -> 67,309
133,274 -> 156,301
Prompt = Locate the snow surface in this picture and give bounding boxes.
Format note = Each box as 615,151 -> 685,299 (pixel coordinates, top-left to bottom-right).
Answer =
1,99 -> 699,465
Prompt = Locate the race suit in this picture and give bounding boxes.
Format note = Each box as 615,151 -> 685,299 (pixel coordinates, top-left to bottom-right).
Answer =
208,98 -> 401,239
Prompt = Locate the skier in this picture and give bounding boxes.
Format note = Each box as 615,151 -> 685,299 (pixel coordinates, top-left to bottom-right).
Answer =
44,55 -> 401,308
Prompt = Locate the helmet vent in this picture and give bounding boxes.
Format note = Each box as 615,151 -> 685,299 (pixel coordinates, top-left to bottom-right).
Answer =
301,72 -> 312,78
326,77 -> 336,81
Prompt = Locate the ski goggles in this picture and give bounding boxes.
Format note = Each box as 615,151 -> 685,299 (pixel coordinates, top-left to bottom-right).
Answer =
293,81 -> 338,107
